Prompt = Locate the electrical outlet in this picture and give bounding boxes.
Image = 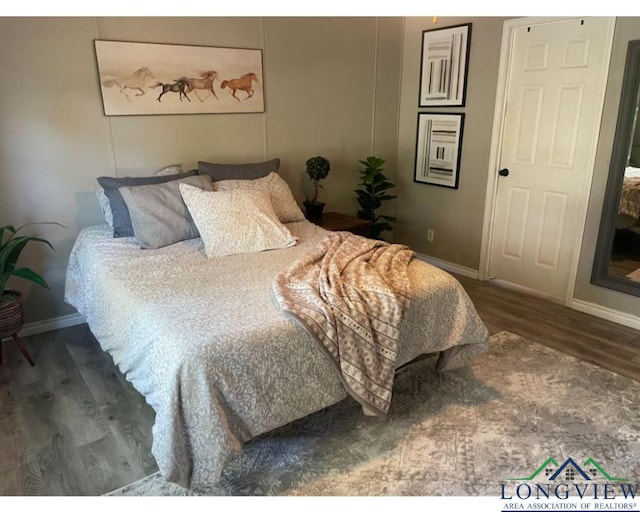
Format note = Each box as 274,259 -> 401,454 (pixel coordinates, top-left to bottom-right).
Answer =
427,229 -> 434,242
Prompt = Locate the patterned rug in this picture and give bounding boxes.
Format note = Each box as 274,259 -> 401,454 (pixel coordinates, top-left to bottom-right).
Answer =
108,331 -> 640,496
626,267 -> 640,282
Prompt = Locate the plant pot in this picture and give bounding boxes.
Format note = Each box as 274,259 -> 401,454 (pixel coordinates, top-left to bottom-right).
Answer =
0,290 -> 34,367
304,201 -> 326,221
0,290 -> 25,339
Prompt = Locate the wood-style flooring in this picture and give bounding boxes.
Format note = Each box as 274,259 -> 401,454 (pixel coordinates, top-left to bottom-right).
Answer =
1,275 -> 639,496
458,275 -> 640,382
608,256 -> 640,280
0,323 -> 157,496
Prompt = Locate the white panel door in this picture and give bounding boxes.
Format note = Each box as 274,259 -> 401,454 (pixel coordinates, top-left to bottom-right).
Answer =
489,17 -> 612,299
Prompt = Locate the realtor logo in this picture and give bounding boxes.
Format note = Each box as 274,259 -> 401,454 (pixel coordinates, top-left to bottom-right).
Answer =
509,456 -> 627,482
500,457 -> 638,502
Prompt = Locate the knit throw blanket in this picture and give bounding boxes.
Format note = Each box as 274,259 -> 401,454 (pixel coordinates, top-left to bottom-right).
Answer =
272,231 -> 414,417
620,177 -> 640,220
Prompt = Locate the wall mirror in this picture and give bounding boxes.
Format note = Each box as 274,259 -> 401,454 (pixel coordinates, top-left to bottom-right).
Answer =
592,39 -> 640,297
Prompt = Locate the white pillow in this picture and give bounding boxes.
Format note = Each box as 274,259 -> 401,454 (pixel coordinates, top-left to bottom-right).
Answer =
213,172 -> 305,223
153,164 -> 183,176
179,185 -> 298,258
95,184 -> 114,230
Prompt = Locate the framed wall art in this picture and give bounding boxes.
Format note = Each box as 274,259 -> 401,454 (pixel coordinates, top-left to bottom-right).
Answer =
414,112 -> 465,189
418,23 -> 472,107
94,40 -> 264,116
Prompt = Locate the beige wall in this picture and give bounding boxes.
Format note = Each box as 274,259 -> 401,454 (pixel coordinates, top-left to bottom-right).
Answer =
574,17 -> 640,316
264,17 -> 403,211
0,16 -> 403,323
4,15 -> 637,325
395,16 -> 640,319
394,17 -> 509,269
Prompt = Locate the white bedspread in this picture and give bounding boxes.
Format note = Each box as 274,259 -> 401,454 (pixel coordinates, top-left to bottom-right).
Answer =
64,220 -> 489,490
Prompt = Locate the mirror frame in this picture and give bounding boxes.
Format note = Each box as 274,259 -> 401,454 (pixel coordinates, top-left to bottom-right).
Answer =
591,39 -> 640,297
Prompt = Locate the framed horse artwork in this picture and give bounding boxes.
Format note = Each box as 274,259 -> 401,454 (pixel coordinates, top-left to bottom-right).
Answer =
94,40 -> 264,116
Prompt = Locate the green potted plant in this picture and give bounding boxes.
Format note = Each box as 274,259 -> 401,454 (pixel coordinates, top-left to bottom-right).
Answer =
355,156 -> 397,239
303,156 -> 331,220
1,222 -> 60,366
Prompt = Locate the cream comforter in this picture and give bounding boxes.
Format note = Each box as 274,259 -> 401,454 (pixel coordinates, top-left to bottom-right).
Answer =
65,220 -> 488,490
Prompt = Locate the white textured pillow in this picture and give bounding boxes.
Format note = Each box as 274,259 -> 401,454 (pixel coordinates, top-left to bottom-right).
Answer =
213,172 -> 305,223
179,185 -> 298,258
95,184 -> 114,230
153,164 -> 183,176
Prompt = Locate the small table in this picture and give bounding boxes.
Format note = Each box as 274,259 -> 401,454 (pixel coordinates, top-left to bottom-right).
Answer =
312,212 -> 374,237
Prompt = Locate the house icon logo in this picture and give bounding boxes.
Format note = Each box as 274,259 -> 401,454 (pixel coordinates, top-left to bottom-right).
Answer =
509,457 -> 627,482
500,457 -> 637,502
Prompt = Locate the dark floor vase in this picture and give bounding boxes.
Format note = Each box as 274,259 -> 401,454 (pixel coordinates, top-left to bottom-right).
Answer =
0,290 -> 34,366
304,201 -> 325,221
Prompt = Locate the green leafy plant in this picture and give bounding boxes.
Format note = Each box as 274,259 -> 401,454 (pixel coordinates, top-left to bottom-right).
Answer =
355,156 -> 397,239
305,156 -> 331,205
0,223 -> 61,300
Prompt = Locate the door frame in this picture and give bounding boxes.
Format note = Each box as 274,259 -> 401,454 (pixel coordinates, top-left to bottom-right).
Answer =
478,16 -> 616,306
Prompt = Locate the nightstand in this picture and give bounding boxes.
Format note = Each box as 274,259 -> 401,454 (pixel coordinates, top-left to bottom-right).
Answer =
312,212 -> 374,237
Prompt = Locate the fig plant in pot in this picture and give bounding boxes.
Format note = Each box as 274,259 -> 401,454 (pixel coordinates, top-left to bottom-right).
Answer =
355,156 -> 397,240
0,222 -> 60,366
303,156 -> 331,220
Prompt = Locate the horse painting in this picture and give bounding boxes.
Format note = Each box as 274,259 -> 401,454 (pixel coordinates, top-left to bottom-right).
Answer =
151,79 -> 191,102
182,70 -> 219,102
221,72 -> 259,102
101,67 -> 155,102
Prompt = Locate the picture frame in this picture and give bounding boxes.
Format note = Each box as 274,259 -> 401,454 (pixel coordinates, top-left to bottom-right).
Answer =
414,112 -> 465,189
418,23 -> 472,107
94,40 -> 264,116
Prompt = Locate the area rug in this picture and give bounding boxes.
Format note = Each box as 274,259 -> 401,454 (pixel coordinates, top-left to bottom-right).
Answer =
108,331 -> 640,496
626,267 -> 640,282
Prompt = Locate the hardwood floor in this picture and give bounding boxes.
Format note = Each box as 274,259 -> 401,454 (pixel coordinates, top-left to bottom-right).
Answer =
1,276 -> 639,496
0,324 -> 157,496
458,276 -> 640,382
608,256 -> 640,280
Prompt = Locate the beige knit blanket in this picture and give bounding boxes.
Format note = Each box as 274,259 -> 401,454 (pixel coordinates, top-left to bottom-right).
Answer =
272,231 -> 414,417
620,177 -> 640,220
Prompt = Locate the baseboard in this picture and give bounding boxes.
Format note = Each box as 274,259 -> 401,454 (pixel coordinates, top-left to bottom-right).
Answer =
571,299 -> 640,331
415,253 -> 479,280
490,278 -> 564,305
18,312 -> 86,338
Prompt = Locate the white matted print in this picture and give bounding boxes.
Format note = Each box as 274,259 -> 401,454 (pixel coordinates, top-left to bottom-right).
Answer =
414,113 -> 465,189
418,23 -> 471,107
94,40 -> 264,116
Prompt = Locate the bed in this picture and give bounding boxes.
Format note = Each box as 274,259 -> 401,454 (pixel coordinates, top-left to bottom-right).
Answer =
66,203 -> 488,491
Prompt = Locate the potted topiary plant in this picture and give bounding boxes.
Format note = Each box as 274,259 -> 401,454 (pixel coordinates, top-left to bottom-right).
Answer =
355,156 -> 397,239
1,222 -> 60,366
303,156 -> 331,220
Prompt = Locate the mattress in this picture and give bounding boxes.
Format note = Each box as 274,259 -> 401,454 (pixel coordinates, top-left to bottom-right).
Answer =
64,220 -> 489,490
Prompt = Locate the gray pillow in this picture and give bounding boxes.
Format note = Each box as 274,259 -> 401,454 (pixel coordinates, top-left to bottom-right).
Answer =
197,158 -> 280,182
98,170 -> 198,237
119,175 -> 212,249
